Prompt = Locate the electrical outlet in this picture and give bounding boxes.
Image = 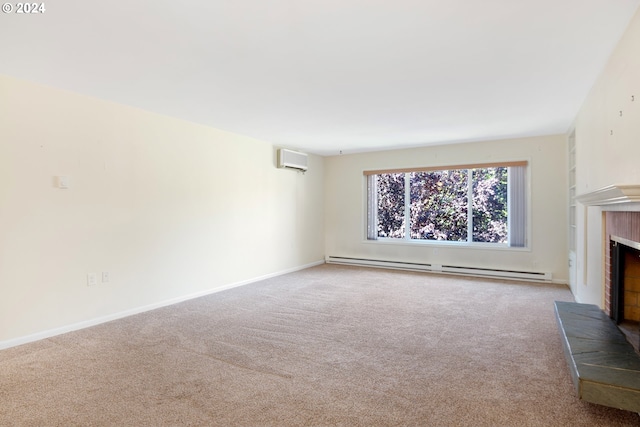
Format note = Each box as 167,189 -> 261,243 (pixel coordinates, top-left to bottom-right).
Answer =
102,272 -> 110,283
87,273 -> 98,287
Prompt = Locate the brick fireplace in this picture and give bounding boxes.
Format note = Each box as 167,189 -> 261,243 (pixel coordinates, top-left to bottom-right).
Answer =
574,185 -> 640,350
604,212 -> 640,315
605,211 -> 640,350
576,185 -> 640,314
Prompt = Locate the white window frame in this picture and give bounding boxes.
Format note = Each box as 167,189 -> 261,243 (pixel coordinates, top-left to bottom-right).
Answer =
364,162 -> 529,248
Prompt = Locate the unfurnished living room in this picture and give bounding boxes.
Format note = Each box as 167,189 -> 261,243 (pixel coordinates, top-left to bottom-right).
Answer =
2,1 -> 640,426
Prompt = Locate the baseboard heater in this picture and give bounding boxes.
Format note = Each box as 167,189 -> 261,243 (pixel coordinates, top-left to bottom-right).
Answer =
325,256 -> 552,282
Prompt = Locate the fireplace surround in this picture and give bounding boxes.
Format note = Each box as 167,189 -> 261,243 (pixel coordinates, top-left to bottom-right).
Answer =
575,186 -> 640,351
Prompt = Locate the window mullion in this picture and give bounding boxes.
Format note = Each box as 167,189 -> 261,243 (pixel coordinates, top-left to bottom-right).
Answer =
467,170 -> 473,243
404,173 -> 411,240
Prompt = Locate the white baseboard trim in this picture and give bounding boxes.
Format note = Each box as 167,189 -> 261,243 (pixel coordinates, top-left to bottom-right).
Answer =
326,255 -> 554,283
0,260 -> 325,351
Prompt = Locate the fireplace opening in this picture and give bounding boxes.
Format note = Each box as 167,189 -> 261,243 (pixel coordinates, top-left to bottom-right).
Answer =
610,236 -> 640,353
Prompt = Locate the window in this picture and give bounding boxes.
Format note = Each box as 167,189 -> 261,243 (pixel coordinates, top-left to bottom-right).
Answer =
366,162 -> 527,247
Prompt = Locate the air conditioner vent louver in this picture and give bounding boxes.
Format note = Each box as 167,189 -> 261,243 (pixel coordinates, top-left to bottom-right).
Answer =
278,149 -> 308,171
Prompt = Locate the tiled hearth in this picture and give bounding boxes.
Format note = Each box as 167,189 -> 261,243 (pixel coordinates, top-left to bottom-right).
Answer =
555,301 -> 640,413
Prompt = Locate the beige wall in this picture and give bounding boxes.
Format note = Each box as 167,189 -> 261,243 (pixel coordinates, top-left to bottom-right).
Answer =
573,8 -> 640,306
324,135 -> 568,282
0,75 -> 325,346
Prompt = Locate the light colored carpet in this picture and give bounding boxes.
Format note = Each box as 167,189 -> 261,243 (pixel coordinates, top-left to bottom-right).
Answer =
1,264 -> 639,426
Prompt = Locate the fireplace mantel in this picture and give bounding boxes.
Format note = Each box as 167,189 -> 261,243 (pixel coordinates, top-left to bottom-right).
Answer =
575,184 -> 640,206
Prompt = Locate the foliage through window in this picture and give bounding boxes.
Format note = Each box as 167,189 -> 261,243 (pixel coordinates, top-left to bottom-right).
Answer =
367,164 -> 526,246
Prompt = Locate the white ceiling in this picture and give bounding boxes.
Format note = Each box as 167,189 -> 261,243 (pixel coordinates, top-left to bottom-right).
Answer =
2,0 -> 639,155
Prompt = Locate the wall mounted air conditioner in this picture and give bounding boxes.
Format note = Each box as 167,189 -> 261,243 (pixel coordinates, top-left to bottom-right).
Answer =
278,148 -> 308,171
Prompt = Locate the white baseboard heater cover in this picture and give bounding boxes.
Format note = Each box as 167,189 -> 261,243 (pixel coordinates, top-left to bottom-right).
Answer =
278,148 -> 308,171
326,256 -> 552,282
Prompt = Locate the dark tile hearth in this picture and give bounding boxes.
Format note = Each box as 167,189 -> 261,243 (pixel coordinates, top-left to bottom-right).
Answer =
619,320 -> 640,354
555,301 -> 640,413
